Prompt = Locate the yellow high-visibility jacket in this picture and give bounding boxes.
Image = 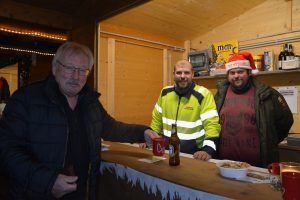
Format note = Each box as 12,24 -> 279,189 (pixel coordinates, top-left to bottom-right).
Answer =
150,83 -> 221,155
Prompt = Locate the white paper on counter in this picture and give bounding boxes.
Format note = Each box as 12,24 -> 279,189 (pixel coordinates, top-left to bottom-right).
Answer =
101,143 -> 110,151
276,86 -> 298,114
138,156 -> 166,163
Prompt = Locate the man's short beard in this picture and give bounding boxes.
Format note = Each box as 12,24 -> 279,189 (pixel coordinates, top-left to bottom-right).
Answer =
230,79 -> 252,94
174,81 -> 194,96
176,81 -> 191,90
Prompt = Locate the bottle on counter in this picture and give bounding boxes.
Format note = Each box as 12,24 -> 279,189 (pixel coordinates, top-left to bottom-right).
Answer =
283,43 -> 290,60
280,43 -> 291,70
288,44 -> 295,60
169,124 -> 180,166
264,50 -> 274,71
278,44 -> 285,70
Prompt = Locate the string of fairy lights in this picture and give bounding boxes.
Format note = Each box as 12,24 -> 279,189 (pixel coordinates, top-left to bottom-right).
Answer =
0,46 -> 55,56
0,24 -> 68,56
0,27 -> 67,41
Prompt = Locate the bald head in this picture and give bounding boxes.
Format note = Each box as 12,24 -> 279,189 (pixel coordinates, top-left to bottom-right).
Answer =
174,60 -> 193,72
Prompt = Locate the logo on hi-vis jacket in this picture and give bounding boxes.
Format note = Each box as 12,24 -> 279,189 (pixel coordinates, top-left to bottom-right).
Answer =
184,106 -> 194,110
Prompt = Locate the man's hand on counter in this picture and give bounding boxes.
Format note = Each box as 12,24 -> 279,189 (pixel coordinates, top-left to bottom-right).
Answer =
143,129 -> 160,148
193,151 -> 212,161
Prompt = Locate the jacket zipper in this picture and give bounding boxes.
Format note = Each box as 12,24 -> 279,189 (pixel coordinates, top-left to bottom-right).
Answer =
49,97 -> 69,168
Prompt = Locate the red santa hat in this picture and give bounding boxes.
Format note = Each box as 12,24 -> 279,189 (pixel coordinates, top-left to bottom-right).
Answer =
225,52 -> 259,74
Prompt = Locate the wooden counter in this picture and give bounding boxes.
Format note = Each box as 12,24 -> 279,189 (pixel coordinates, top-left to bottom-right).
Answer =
279,143 -> 300,163
100,142 -> 281,200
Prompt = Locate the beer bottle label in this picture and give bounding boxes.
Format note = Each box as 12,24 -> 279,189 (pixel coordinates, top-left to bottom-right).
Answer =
169,145 -> 175,157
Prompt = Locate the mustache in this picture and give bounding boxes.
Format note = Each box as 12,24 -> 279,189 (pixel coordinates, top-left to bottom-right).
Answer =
67,80 -> 80,85
178,79 -> 188,82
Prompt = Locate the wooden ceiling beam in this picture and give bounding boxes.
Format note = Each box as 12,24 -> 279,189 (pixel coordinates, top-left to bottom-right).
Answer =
0,0 -> 72,30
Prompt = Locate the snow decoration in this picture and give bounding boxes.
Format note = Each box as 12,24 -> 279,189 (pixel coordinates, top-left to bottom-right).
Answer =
100,161 -> 229,200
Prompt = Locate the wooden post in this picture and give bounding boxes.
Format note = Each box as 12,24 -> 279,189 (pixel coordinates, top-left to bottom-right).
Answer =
107,38 -> 115,116
184,40 -> 191,60
163,49 -> 168,87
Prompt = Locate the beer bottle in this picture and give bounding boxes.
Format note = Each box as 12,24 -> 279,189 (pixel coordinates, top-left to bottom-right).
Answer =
169,124 -> 180,166
278,44 -> 285,70
288,44 -> 295,60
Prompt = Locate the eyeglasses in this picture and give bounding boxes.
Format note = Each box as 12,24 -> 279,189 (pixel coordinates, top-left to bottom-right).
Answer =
57,60 -> 90,76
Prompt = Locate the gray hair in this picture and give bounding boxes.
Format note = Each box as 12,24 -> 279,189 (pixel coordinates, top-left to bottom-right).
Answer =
52,41 -> 94,70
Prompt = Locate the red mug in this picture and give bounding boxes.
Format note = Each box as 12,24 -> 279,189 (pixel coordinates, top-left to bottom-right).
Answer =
267,162 -> 280,175
282,172 -> 300,200
152,137 -> 165,156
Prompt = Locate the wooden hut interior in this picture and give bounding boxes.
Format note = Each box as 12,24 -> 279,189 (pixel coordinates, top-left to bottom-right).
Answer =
0,0 -> 299,130
0,0 -> 300,198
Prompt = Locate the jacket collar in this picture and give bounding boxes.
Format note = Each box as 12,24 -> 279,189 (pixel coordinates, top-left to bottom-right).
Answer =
216,77 -> 271,100
251,77 -> 271,100
174,82 -> 196,99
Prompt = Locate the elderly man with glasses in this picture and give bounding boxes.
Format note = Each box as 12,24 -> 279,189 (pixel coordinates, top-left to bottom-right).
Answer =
0,42 -> 157,200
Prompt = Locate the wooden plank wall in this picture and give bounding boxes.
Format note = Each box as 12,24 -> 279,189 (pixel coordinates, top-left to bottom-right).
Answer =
190,0 -> 300,56
191,0 -> 300,133
99,23 -> 183,125
114,42 -> 163,124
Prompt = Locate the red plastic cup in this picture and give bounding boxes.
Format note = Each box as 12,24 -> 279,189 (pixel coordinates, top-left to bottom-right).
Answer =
282,172 -> 300,200
152,137 -> 165,156
268,162 -> 280,175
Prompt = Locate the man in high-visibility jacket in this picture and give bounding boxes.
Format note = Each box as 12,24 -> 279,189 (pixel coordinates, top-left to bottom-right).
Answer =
145,60 -> 220,160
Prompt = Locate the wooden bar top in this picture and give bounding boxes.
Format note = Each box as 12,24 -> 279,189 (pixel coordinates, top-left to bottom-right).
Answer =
279,143 -> 300,151
101,141 -> 281,200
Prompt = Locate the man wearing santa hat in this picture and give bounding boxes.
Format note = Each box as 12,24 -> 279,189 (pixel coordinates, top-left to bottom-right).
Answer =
214,52 -> 293,167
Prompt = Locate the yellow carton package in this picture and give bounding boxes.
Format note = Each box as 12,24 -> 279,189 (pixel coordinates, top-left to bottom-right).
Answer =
211,39 -> 239,69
